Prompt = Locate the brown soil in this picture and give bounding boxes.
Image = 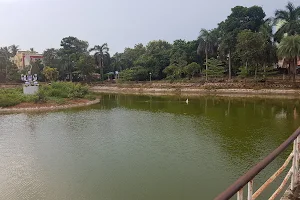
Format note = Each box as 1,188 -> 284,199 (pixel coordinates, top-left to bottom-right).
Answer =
0,99 -> 100,113
9,99 -> 90,109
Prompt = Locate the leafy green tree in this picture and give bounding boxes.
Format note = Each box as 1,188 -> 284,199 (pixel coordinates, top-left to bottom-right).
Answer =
0,47 -> 11,82
186,40 -> 201,64
163,65 -> 182,80
184,62 -> 201,79
259,19 -> 278,78
274,2 -> 300,42
43,48 -> 60,67
89,43 -> 110,81
236,30 -> 266,80
30,59 -> 44,81
237,66 -> 249,81
135,40 -> 171,80
119,43 -> 146,70
120,66 -> 148,81
170,40 -> 188,67
110,52 -> 123,72
197,29 -> 218,81
6,63 -> 19,82
43,66 -> 59,82
60,36 -> 89,56
277,35 -> 300,83
204,58 -> 225,79
77,54 -> 95,81
60,36 -> 89,81
218,6 -> 266,79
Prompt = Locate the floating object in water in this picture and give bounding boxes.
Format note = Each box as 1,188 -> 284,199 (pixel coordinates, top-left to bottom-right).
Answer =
186,99 -> 189,104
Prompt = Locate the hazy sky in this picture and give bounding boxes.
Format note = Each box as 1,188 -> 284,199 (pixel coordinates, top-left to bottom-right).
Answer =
0,0 -> 298,54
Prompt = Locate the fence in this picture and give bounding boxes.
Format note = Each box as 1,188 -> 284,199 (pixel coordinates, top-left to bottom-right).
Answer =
215,127 -> 300,200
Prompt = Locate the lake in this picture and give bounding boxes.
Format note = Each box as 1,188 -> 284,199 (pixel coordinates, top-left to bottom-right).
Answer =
0,94 -> 300,199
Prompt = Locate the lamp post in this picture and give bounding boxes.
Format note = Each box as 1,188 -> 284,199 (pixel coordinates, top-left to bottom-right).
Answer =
149,72 -> 152,82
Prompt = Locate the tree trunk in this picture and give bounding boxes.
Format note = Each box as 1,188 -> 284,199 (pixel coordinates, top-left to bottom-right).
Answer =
293,57 -> 297,83
228,50 -> 232,80
101,57 -> 104,81
205,50 -> 208,82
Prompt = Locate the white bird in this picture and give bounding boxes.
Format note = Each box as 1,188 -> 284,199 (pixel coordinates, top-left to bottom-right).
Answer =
186,99 -> 189,104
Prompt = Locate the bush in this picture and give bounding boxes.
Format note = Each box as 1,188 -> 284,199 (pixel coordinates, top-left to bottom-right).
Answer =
0,82 -> 92,107
0,88 -> 34,107
37,82 -> 89,99
120,66 -> 149,81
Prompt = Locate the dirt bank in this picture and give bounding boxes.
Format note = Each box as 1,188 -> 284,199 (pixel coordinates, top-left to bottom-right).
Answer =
90,83 -> 300,99
0,99 -> 100,114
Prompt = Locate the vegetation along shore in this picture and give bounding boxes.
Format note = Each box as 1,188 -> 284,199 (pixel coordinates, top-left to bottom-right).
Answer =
0,2 -> 300,109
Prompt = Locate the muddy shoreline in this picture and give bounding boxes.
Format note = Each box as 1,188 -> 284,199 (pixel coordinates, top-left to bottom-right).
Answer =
0,99 -> 100,113
90,85 -> 300,99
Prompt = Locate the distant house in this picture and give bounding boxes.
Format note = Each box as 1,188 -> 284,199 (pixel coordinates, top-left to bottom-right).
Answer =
278,57 -> 300,69
12,50 -> 43,70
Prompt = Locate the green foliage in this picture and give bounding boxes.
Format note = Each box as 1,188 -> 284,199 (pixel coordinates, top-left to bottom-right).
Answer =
278,35 -> 300,82
274,2 -> 300,42
43,66 -> 59,82
38,82 -> 89,99
119,66 -> 149,81
204,58 -> 225,78
278,35 -> 300,59
237,66 -> 249,79
0,88 -> 38,107
236,30 -> 265,66
77,54 -> 95,81
84,94 -> 97,101
184,62 -> 201,79
163,65 -> 182,80
1,2 -> 299,84
89,43 -> 110,80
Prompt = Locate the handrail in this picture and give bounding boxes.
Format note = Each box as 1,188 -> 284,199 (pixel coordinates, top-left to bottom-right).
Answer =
214,127 -> 300,200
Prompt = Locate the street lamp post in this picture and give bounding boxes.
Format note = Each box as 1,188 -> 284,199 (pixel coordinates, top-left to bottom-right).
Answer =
149,72 -> 152,82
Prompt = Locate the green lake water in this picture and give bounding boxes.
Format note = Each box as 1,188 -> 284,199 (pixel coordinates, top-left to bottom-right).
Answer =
0,94 -> 300,199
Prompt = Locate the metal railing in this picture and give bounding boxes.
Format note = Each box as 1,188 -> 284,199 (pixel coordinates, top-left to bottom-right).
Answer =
215,127 -> 300,200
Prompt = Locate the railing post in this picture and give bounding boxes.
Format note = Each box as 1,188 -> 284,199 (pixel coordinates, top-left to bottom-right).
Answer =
247,180 -> 253,200
237,188 -> 243,200
291,138 -> 298,190
296,136 -> 299,185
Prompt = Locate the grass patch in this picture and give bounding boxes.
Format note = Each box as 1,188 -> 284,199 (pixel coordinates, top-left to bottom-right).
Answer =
0,82 -> 93,108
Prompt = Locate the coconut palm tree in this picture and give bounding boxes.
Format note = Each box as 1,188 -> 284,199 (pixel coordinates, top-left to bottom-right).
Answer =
197,29 -> 218,81
277,35 -> 300,83
89,43 -> 109,80
274,2 -> 300,42
9,45 -> 19,57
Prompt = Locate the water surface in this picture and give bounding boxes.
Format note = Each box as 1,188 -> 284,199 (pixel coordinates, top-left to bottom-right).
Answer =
0,94 -> 300,199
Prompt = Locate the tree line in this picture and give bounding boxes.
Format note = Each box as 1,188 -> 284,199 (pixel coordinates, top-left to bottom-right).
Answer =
0,1 -> 299,83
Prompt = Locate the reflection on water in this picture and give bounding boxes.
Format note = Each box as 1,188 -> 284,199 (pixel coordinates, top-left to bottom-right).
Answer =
0,94 -> 300,199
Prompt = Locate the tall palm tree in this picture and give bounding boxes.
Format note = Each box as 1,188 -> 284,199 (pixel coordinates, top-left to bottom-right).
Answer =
30,48 -> 35,53
277,35 -> 300,83
197,29 -> 218,81
89,43 -> 109,80
9,45 -> 19,57
274,2 -> 300,42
